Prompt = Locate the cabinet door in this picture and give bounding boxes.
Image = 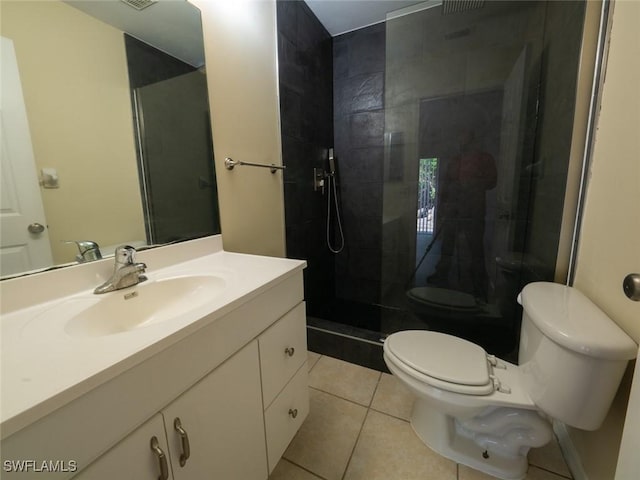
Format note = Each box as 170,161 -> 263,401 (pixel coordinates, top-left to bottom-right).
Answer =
163,340 -> 267,480
74,414 -> 172,480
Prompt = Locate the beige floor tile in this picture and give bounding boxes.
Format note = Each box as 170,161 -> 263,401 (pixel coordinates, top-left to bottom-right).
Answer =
459,464 -> 570,480
344,410 -> 457,480
269,459 -> 323,480
528,437 -> 572,478
370,372 -> 414,421
284,388 -> 367,480
307,351 -> 321,371
308,355 -> 381,406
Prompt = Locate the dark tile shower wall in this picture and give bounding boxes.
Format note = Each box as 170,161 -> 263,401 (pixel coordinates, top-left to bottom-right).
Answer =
524,0 -> 586,283
276,1 -> 335,319
277,1 -> 587,366
332,24 -> 386,328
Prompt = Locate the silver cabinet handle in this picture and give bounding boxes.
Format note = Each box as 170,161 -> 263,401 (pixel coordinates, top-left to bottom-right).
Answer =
150,436 -> 169,480
174,417 -> 191,467
27,223 -> 45,234
623,273 -> 640,301
288,408 -> 298,419
284,347 -> 295,357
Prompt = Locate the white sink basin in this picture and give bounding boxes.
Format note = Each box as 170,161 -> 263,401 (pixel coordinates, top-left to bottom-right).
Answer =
21,275 -> 227,339
65,275 -> 226,338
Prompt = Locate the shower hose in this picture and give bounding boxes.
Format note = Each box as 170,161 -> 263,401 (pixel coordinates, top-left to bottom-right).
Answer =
326,173 -> 345,254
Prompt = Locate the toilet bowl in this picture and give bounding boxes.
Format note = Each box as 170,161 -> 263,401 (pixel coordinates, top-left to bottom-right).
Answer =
406,252 -> 529,325
406,287 -> 482,315
405,286 -> 501,322
384,282 -> 637,480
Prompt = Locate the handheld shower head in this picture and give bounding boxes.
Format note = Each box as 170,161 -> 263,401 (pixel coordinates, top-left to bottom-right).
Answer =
328,148 -> 336,175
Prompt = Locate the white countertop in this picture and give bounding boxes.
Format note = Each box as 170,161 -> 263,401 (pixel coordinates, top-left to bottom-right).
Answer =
0,236 -> 305,438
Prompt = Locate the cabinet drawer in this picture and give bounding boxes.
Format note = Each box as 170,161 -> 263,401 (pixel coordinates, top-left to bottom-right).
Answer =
264,364 -> 309,473
259,302 -> 306,408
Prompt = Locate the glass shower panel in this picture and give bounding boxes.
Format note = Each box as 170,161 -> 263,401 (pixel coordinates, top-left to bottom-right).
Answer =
381,1 -> 549,357
135,71 -> 220,244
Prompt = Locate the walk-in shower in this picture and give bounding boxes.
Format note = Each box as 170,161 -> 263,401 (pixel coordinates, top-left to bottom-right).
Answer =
278,0 -> 590,369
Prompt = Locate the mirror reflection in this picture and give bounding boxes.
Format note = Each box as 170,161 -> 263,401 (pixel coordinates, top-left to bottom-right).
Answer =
0,0 -> 220,279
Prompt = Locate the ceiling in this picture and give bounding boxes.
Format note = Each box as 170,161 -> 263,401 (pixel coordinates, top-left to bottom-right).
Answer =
304,0 -> 436,36
65,0 -> 442,67
65,0 -> 204,67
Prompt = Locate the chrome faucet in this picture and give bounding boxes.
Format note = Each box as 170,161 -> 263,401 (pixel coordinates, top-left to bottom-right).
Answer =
65,240 -> 102,263
94,245 -> 147,294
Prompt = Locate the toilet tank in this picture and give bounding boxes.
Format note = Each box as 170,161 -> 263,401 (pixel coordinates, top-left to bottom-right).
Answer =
517,282 -> 637,431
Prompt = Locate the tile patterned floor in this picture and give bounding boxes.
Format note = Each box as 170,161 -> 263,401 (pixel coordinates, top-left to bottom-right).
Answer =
270,352 -> 573,480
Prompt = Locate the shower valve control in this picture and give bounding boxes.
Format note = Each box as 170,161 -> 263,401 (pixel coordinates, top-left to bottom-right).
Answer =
313,168 -> 326,194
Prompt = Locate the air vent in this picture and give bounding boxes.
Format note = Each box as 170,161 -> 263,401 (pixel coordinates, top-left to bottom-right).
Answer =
120,0 -> 157,11
442,0 -> 485,15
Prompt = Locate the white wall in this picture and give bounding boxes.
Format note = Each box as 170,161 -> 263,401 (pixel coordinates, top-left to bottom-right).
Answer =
191,0 -> 286,257
570,0 -> 640,478
573,0 -> 640,343
1,1 -> 146,264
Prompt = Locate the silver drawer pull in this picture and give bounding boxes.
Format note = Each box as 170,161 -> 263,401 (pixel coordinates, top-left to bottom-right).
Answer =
284,347 -> 295,357
174,417 -> 191,467
150,436 -> 169,480
288,408 -> 298,419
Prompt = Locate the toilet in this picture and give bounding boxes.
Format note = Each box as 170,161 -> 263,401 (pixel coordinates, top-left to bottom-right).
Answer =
406,253 -> 528,324
405,286 -> 500,321
384,282 -> 637,480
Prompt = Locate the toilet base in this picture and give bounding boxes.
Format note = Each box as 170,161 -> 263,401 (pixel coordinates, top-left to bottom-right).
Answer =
411,399 -> 549,480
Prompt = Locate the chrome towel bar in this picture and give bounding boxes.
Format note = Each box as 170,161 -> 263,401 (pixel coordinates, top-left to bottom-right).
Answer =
224,157 -> 286,174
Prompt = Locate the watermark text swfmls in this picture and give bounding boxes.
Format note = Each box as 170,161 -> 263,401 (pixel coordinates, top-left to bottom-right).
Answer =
3,460 -> 78,473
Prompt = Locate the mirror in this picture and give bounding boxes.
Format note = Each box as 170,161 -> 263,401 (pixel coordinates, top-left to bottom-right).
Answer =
0,0 -> 220,279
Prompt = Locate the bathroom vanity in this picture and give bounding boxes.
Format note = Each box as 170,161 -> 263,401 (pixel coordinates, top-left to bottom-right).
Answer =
0,236 -> 308,479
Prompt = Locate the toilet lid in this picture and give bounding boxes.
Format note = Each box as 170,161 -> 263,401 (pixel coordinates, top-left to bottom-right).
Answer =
407,287 -> 480,312
386,331 -> 491,387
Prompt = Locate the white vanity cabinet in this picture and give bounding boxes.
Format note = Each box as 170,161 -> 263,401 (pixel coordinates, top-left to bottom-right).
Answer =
75,341 -> 267,480
1,259 -> 308,480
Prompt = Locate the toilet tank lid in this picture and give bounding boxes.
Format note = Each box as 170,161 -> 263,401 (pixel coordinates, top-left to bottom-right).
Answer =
518,282 -> 637,360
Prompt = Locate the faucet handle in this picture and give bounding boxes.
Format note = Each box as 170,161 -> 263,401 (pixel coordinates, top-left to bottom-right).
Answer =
114,245 -> 137,266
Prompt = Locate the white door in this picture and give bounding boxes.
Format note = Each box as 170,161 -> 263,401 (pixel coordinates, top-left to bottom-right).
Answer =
0,37 -> 53,276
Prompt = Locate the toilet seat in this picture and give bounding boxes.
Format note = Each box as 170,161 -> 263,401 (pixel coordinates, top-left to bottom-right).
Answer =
406,287 -> 481,313
384,331 -> 495,395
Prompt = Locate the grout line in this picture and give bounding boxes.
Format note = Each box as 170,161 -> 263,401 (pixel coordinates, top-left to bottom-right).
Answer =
528,464 -> 573,479
280,458 -> 329,480
340,373 -> 382,480
340,408 -> 371,480
307,353 -> 322,373
368,406 -> 411,423
367,372 -> 383,408
308,386 -> 372,409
